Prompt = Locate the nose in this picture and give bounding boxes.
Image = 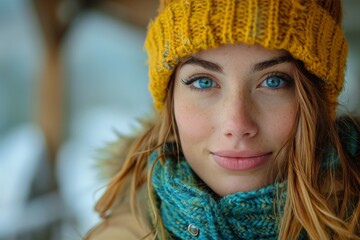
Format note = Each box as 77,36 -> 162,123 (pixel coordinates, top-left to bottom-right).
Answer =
220,94 -> 258,140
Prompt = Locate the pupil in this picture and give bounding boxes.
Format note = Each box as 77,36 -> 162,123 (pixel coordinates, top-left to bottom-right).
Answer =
267,77 -> 280,87
200,79 -> 210,87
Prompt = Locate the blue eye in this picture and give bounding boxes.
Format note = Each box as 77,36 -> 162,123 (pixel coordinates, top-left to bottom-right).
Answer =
182,77 -> 218,90
193,78 -> 216,89
261,75 -> 288,89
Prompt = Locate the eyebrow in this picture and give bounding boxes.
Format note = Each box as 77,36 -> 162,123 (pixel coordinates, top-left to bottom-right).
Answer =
180,56 -> 224,73
180,54 -> 293,73
252,55 -> 294,72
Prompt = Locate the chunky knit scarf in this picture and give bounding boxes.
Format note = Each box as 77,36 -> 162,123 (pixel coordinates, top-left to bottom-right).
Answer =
150,151 -> 287,239
149,119 -> 359,239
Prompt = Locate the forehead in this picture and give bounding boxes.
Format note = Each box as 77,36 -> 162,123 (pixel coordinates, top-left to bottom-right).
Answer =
193,43 -> 288,62
176,43 -> 293,75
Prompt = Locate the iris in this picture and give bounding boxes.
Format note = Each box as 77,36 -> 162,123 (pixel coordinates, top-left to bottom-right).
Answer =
193,78 -> 215,89
264,76 -> 283,88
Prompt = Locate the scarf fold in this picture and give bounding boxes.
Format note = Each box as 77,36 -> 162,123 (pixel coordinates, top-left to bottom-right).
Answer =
149,151 -> 286,239
148,119 -> 359,239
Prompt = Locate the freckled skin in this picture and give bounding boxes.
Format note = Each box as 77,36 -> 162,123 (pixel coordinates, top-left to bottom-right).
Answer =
174,44 -> 297,196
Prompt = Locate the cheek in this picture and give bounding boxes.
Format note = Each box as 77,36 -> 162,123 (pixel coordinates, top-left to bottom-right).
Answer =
266,101 -> 297,146
174,100 -> 213,146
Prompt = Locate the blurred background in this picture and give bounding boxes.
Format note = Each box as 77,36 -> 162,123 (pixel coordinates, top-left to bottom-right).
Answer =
0,0 -> 359,239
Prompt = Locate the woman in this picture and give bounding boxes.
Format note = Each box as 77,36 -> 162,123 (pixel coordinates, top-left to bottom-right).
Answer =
85,0 -> 360,239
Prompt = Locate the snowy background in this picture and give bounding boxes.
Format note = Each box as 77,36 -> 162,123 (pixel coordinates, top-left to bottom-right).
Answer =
0,0 -> 359,239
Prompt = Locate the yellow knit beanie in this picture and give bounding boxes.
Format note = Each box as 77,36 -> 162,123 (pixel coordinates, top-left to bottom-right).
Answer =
145,0 -> 348,115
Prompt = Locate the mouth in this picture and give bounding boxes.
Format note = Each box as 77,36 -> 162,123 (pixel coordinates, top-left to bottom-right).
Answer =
210,150 -> 272,171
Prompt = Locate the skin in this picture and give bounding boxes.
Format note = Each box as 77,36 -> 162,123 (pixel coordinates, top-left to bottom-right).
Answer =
173,43 -> 297,196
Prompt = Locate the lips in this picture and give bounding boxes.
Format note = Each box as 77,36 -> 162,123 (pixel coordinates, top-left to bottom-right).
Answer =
211,150 -> 272,171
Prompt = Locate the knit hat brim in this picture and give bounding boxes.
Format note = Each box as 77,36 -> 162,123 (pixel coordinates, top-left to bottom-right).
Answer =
145,0 -> 347,115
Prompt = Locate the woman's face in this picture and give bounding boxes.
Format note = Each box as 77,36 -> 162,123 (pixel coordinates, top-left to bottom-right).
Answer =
173,44 -> 297,196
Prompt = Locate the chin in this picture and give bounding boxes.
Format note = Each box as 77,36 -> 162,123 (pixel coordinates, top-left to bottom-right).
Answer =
210,178 -> 268,196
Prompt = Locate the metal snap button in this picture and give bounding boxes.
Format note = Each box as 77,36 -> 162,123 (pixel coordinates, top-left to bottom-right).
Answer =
187,224 -> 199,237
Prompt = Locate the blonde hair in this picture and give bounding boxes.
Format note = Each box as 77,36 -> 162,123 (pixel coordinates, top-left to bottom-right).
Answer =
94,77 -> 178,239
278,61 -> 360,239
94,59 -> 360,239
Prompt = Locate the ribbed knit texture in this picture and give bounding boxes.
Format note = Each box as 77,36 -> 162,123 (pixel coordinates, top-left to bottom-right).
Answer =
149,151 -> 287,239
145,0 -> 348,115
148,120 -> 359,239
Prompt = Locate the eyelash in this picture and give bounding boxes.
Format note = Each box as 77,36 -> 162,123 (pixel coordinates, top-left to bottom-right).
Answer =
181,72 -> 294,91
181,74 -> 219,92
261,72 -> 294,90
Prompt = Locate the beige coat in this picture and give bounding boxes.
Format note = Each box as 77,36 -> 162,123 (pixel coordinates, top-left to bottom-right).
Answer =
84,114 -> 360,239
84,204 -> 145,239
84,117 -> 157,239
84,187 -> 152,239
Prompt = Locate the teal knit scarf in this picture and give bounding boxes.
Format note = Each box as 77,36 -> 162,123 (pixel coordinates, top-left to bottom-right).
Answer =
149,150 -> 287,239
149,119 -> 359,239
